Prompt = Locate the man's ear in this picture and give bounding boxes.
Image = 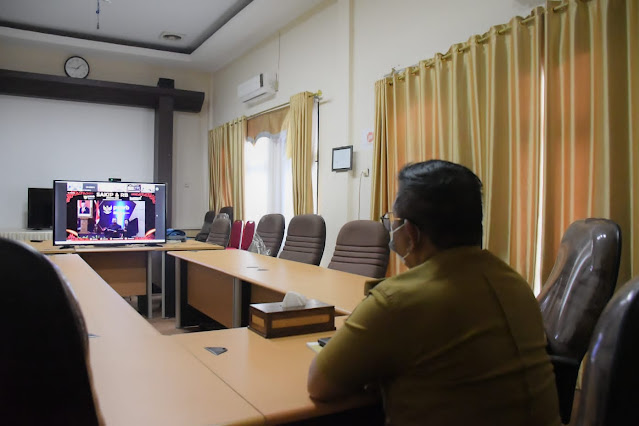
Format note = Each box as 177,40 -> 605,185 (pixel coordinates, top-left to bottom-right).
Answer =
405,221 -> 422,246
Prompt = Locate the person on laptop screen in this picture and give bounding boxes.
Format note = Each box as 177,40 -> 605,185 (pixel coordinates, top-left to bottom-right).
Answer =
307,160 -> 560,426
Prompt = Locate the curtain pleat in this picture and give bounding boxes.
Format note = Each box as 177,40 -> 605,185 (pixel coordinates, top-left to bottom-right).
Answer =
286,92 -> 315,215
543,0 -> 639,286
371,8 -> 543,285
208,117 -> 246,220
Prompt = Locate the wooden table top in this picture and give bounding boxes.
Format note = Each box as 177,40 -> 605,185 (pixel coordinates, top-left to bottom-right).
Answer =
24,239 -> 222,254
168,250 -> 370,315
171,318 -> 377,424
24,239 -> 74,254
48,254 -> 263,425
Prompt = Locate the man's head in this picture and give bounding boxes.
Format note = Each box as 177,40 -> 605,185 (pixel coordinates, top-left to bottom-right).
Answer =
111,217 -> 117,224
389,160 -> 483,266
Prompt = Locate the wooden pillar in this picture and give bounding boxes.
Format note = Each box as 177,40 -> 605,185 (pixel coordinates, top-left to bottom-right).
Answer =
154,96 -> 174,227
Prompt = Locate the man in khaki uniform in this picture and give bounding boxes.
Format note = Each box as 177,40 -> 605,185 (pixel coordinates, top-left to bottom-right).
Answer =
308,160 -> 560,426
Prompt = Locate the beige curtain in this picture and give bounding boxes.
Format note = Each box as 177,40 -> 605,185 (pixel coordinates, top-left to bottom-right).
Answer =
208,117 -> 246,220
542,0 -> 639,286
372,8 -> 544,284
247,106 -> 290,142
286,92 -> 315,215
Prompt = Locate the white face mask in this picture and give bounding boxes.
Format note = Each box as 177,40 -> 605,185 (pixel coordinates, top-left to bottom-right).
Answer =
388,221 -> 412,263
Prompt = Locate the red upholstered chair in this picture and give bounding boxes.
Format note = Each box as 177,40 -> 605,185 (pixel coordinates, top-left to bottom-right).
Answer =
241,221 -> 255,250
226,220 -> 243,249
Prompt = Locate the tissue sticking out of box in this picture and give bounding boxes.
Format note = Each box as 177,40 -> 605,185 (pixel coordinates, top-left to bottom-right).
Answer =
281,291 -> 308,308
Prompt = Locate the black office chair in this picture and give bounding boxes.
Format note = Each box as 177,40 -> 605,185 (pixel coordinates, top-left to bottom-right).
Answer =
575,275 -> 639,426
0,238 -> 101,424
195,210 -> 216,242
219,206 -> 234,224
537,218 -> 621,424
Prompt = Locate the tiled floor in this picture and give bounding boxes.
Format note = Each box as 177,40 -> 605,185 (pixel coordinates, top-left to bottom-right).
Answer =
126,295 -> 198,336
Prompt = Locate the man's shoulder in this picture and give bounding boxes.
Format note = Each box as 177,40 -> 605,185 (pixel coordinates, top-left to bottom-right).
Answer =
370,266 -> 449,309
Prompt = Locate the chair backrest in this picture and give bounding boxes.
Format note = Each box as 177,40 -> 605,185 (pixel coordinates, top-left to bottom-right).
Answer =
255,214 -> 285,257
0,238 -> 100,424
576,275 -> 639,426
241,221 -> 256,251
278,214 -> 326,265
328,220 -> 390,278
195,210 -> 215,242
219,206 -> 234,223
206,213 -> 231,247
537,218 -> 621,423
228,220 -> 243,249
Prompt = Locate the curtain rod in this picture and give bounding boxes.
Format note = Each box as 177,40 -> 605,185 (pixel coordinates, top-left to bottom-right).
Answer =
246,90 -> 322,120
383,9 -> 540,78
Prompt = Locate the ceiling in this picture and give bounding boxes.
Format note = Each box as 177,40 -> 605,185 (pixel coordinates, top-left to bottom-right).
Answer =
0,0 -> 325,71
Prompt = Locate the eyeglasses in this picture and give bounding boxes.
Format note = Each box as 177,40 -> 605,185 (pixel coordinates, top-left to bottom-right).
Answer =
380,212 -> 405,232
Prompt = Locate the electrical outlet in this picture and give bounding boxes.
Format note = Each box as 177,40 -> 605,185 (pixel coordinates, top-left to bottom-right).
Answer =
362,168 -> 370,177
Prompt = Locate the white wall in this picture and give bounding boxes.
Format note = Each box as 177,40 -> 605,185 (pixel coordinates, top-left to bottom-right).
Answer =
212,0 -> 352,266
0,95 -> 154,228
210,0 -> 544,266
0,41 -> 212,229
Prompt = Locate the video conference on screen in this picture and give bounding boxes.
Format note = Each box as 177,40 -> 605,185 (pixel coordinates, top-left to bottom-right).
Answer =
65,183 -> 157,242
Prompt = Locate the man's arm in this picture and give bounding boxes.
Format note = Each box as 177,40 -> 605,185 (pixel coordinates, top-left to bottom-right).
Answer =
306,290 -> 397,402
307,355 -> 353,401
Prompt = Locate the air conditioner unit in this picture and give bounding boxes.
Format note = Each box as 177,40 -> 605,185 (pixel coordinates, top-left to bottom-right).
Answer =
237,73 -> 276,103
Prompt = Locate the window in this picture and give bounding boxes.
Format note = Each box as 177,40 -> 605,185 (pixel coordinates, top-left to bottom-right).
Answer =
244,101 -> 319,224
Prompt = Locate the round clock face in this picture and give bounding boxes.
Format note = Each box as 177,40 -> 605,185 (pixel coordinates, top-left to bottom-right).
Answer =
64,56 -> 90,79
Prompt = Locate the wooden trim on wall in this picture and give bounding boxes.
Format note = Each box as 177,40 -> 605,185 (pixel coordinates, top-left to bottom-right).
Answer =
0,68 -> 204,112
0,68 -> 206,227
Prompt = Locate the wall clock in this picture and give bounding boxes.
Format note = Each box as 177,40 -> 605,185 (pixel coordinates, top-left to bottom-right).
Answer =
64,56 -> 90,79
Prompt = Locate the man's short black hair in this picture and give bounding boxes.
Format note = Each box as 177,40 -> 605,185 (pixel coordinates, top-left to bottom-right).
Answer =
394,160 -> 483,249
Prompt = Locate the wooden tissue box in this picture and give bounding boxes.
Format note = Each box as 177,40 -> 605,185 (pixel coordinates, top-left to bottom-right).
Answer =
248,300 -> 335,338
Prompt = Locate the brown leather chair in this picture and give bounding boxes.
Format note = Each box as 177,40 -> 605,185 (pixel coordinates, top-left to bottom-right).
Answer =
0,238 -> 101,424
537,218 -> 621,424
206,213 -> 231,247
195,210 -> 215,242
575,275 -> 639,426
328,220 -> 390,278
256,213 -> 285,257
278,214 -> 326,265
219,206 -> 234,223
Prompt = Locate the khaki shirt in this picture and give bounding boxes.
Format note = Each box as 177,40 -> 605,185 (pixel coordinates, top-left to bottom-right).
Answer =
315,246 -> 560,426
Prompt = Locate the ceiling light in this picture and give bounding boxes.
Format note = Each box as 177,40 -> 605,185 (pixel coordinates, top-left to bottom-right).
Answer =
160,32 -> 184,42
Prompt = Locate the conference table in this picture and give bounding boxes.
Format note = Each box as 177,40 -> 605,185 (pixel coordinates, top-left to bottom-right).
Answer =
27,239 -> 222,318
48,254 -> 264,425
46,251 -> 379,424
169,249 -> 371,328
171,317 -> 379,424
